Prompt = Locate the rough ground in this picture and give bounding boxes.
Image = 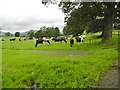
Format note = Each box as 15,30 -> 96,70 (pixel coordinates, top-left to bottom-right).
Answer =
97,60 -> 119,89
21,50 -> 120,89
22,50 -> 88,56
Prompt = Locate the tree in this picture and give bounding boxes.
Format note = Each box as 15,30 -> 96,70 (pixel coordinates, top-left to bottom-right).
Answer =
34,26 -> 47,38
0,28 -> 1,37
34,30 -> 42,38
60,2 -> 120,42
63,25 -> 74,35
42,1 -> 120,42
54,27 -> 60,37
0,28 -> 1,34
5,32 -> 11,36
0,28 -> 2,37
28,30 -> 35,38
15,32 -> 20,37
114,22 -> 120,30
34,26 -> 61,38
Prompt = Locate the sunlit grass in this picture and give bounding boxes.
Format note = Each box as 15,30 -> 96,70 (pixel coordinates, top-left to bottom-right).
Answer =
2,30 -> 118,88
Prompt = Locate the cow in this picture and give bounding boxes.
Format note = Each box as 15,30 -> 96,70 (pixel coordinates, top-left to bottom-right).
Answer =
2,39 -> 4,41
28,37 -> 33,40
75,36 -> 85,44
52,37 -> 67,43
19,38 -> 21,42
81,35 -> 86,39
24,38 -> 27,41
10,38 -> 16,41
35,37 -> 50,47
70,38 -> 74,47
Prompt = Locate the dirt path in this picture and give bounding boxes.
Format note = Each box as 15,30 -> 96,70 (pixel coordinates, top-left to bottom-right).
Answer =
21,50 -> 88,56
97,60 -> 119,88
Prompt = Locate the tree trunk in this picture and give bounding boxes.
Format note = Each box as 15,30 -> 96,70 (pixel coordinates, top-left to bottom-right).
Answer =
102,3 -> 115,42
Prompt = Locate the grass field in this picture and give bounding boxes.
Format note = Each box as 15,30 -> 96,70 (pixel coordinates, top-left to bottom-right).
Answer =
1,30 -> 118,88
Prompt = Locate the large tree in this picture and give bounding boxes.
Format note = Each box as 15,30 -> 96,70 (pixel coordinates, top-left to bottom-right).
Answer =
15,32 -> 20,37
42,1 -> 120,42
60,2 -> 119,42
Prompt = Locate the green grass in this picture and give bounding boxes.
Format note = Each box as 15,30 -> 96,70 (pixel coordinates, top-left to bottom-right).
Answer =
2,31 -> 119,88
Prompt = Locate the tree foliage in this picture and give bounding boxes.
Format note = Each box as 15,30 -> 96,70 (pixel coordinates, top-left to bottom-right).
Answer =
27,30 -> 35,38
15,32 -> 20,37
60,2 -> 120,41
0,28 -> 1,34
42,1 -> 120,42
5,32 -> 11,36
34,26 -> 60,38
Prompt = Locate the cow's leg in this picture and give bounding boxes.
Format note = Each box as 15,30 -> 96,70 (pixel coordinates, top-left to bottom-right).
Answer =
64,40 -> 67,43
35,42 -> 38,47
47,40 -> 50,44
81,41 -> 82,44
35,43 -> 37,47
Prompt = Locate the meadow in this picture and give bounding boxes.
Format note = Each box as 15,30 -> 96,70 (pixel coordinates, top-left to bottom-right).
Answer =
1,30 -> 118,88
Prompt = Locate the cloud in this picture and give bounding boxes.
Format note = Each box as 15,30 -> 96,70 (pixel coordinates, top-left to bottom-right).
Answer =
0,0 -> 64,33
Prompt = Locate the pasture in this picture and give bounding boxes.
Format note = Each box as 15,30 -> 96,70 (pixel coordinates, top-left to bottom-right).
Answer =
1,31 -> 118,88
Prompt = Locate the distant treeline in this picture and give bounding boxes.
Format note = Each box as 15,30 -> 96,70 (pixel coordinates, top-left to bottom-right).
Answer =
1,26 -> 62,38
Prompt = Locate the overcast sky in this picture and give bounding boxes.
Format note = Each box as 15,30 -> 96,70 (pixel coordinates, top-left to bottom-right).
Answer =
0,0 -> 64,33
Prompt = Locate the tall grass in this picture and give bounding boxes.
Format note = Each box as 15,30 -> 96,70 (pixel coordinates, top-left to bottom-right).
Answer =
2,31 -> 118,88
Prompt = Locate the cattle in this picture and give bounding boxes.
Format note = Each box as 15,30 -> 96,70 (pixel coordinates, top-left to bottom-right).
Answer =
19,38 -> 21,42
28,37 -> 33,40
35,37 -> 50,47
24,38 -> 26,41
10,38 -> 16,41
2,39 -> 4,41
23,37 -> 27,41
75,36 -> 84,44
75,35 -> 86,44
70,38 -> 74,47
81,35 -> 86,39
52,37 -> 67,43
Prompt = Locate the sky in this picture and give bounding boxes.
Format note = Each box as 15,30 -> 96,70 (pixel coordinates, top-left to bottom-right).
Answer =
0,0 -> 65,34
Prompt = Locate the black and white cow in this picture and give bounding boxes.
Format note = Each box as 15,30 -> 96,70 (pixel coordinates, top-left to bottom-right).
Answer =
10,38 -> 16,41
75,35 -> 86,44
35,37 -> 50,47
70,38 -> 74,47
28,37 -> 33,40
2,39 -> 4,41
52,37 -> 67,43
24,38 -> 27,41
19,38 -> 21,42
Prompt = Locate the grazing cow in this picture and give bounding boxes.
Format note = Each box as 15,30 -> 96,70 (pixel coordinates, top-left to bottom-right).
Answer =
24,38 -> 26,41
70,38 -> 74,47
35,37 -> 50,47
2,39 -> 4,41
75,36 -> 84,44
52,37 -> 67,43
19,38 -> 21,42
28,37 -> 33,40
81,35 -> 86,39
67,37 -> 71,40
23,37 -> 27,41
10,38 -> 16,41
